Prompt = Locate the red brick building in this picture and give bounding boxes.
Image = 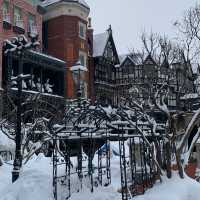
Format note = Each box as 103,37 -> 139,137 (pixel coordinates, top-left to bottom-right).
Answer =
0,0 -> 43,88
42,0 -> 91,99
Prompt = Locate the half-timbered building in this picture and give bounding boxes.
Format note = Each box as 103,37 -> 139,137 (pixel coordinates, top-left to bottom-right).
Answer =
92,26 -> 119,106
116,53 -> 195,112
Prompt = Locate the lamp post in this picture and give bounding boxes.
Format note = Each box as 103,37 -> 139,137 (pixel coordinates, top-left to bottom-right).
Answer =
3,34 -> 39,182
70,61 -> 88,189
70,61 -> 88,99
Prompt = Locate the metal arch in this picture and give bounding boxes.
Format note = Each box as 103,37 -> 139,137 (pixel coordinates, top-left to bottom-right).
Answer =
45,99 -> 164,200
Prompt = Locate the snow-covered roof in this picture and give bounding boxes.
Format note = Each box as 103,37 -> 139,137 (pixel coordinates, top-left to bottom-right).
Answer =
70,61 -> 88,71
119,53 -> 143,67
118,54 -> 127,63
41,0 -> 90,9
93,32 -> 109,57
130,53 -> 143,65
29,50 -> 66,65
180,93 -> 199,100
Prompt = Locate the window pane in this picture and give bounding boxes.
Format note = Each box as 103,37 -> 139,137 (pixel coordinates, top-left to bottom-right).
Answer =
79,22 -> 86,39
28,14 -> 37,33
79,55 -> 85,66
3,1 -> 10,22
14,7 -> 23,28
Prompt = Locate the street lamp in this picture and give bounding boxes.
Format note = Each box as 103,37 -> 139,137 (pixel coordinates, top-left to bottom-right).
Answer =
70,61 -> 88,99
70,61 -> 87,189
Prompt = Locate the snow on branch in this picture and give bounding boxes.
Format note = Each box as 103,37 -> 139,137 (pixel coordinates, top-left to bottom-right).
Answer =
154,83 -> 170,118
183,127 -> 200,166
177,108 -> 200,152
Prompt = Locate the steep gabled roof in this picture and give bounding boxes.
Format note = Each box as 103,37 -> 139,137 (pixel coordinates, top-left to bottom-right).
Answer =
119,53 -> 143,67
144,54 -> 157,65
93,28 -> 120,64
41,0 -> 90,9
161,58 -> 169,68
119,55 -> 135,67
118,54 -> 127,63
130,53 -> 143,65
93,32 -> 109,57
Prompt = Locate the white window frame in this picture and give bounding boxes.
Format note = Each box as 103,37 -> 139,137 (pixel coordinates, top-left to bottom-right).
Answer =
3,0 -> 10,23
28,13 -> 37,34
79,21 -> 86,40
79,50 -> 87,67
14,6 -> 23,28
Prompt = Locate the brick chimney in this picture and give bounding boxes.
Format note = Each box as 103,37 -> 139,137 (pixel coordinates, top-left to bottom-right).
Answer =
87,17 -> 95,101
87,17 -> 93,56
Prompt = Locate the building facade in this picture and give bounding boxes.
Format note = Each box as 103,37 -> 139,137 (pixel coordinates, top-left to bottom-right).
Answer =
91,27 -> 119,105
116,54 -> 195,110
38,0 -> 195,109
90,27 -> 195,110
0,0 -> 44,88
1,0 -> 67,106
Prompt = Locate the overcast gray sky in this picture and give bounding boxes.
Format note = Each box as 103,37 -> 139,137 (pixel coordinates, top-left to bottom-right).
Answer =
86,0 -> 197,55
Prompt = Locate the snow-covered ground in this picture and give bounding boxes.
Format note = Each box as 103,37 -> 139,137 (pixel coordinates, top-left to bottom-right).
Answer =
1,142 -> 200,200
0,130 -> 15,152
135,173 -> 200,200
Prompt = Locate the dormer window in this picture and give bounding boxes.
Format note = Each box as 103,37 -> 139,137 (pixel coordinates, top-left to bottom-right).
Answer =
3,1 -> 10,23
14,6 -> 23,28
79,22 -> 86,40
28,14 -> 37,34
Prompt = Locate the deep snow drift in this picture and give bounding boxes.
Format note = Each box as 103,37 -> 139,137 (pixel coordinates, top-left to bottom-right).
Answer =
1,152 -> 200,200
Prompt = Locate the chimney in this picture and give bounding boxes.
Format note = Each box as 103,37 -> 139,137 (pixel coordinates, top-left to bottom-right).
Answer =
87,17 -> 93,56
88,17 -> 92,28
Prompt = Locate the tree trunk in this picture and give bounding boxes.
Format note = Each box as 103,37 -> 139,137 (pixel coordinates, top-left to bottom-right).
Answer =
176,150 -> 184,178
165,142 -> 172,178
154,140 -> 162,169
0,156 -> 3,166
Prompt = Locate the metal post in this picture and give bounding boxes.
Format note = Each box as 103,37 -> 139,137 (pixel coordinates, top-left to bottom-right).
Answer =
12,58 -> 31,182
52,130 -> 58,200
65,139 -> 71,199
105,125 -> 111,185
98,147 -> 103,185
77,68 -> 83,189
12,77 -> 23,182
88,131 -> 94,192
119,125 -> 128,200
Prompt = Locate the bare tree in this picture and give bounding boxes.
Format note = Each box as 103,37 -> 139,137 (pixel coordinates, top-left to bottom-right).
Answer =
140,31 -> 183,66
174,3 -> 200,62
141,31 -> 159,58
125,80 -> 200,179
0,92 -> 62,165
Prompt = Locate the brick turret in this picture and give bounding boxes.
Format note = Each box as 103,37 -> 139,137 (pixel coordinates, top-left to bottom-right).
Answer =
42,0 -> 90,98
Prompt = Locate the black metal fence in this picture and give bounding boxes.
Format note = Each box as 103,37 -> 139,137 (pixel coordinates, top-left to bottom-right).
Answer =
52,130 -> 160,200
